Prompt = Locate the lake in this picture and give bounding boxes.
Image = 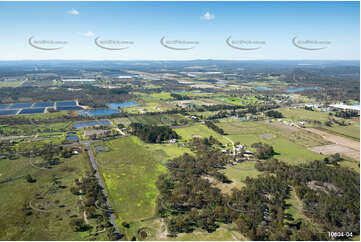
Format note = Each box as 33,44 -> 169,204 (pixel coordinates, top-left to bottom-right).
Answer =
287,87 -> 317,93
254,86 -> 270,91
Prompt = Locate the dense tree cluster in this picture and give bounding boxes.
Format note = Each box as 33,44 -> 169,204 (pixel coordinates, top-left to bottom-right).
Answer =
157,137 -> 359,240
129,123 -> 179,143
0,85 -> 134,108
335,110 -> 359,119
70,174 -> 120,240
256,159 -> 360,239
156,138 -> 232,236
204,120 -> 225,135
265,110 -> 283,118
170,93 -> 190,100
251,142 -> 275,159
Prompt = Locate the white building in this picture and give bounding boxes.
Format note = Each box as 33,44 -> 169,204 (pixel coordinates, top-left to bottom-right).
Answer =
329,103 -> 360,114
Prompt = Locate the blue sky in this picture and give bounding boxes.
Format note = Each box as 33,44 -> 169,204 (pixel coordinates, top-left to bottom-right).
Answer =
0,1 -> 359,60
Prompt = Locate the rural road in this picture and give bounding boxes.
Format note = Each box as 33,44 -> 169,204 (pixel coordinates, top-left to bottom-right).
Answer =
82,141 -> 121,238
306,128 -> 360,151
223,135 -> 235,156
306,128 -> 360,161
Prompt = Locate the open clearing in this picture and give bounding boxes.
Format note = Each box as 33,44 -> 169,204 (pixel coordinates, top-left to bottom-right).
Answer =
309,144 -> 360,161
0,147 -> 106,240
278,108 -> 330,122
175,124 -> 230,145
218,161 -> 262,193
319,118 -> 360,140
94,136 -> 166,229
306,128 -> 360,152
218,119 -> 325,164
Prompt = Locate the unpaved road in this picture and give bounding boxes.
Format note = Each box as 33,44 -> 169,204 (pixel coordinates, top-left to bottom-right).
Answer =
306,128 -> 360,151
306,128 -> 360,161
223,135 -> 235,156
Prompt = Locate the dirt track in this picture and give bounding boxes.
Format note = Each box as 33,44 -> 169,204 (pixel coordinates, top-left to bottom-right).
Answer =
306,128 -> 360,161
306,128 -> 360,151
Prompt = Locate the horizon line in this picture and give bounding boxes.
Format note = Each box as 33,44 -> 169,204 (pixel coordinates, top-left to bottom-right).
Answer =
0,59 -> 359,62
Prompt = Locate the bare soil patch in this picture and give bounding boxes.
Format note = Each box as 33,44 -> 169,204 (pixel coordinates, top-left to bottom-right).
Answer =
307,128 -> 360,151
309,144 -> 360,161
259,133 -> 273,139
270,122 -> 298,132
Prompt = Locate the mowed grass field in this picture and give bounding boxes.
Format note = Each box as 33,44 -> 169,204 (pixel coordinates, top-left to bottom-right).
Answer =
94,136 -> 199,240
145,143 -> 193,161
278,107 -> 330,123
279,108 -> 360,140
175,124 -> 230,145
127,114 -> 191,127
94,136 -> 167,227
217,96 -> 259,105
217,161 -> 262,193
217,118 -> 325,164
319,117 -> 360,140
0,147 -> 106,240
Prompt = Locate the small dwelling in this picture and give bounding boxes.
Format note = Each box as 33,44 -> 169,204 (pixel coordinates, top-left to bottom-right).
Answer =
72,147 -> 82,155
169,139 -> 177,144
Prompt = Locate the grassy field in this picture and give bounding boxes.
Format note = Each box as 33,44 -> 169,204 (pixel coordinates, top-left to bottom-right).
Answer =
0,121 -> 72,137
339,160 -> 360,173
94,136 -> 166,230
218,161 -> 262,193
134,218 -> 245,241
127,114 -> 191,127
150,92 -> 173,100
217,96 -> 259,105
0,80 -> 24,88
279,108 -> 360,141
319,117 -> 360,140
0,146 -> 106,240
217,119 -> 325,164
284,188 -> 305,223
278,107 -> 330,123
124,101 -> 176,114
145,143 -> 193,161
284,187 -> 323,235
175,124 -> 230,145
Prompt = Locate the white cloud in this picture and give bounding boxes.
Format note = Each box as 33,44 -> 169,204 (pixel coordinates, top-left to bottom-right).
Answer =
201,11 -> 215,21
67,9 -> 79,15
77,31 -> 95,37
